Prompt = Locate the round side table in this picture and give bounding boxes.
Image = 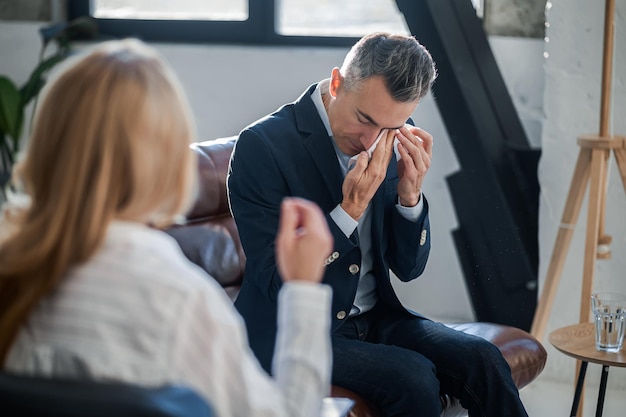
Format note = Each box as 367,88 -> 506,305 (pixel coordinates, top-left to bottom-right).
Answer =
549,322 -> 626,417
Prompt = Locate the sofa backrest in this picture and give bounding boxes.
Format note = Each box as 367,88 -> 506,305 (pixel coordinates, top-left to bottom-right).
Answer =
165,136 -> 244,299
186,137 -> 237,223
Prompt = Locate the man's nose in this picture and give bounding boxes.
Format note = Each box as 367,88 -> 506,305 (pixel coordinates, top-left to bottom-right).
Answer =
363,129 -> 383,150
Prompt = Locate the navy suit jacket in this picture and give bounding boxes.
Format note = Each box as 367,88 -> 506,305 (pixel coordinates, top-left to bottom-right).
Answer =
227,84 -> 431,371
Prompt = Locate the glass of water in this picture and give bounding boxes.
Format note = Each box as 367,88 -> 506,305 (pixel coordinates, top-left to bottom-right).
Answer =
591,292 -> 626,353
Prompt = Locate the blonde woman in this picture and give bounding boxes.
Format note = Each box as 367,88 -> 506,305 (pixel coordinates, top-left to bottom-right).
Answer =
0,39 -> 333,417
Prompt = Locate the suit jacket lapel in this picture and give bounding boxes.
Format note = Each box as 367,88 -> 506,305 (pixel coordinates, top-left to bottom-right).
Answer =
294,84 -> 344,205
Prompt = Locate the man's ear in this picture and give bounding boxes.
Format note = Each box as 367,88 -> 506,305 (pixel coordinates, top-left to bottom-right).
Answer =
329,67 -> 342,98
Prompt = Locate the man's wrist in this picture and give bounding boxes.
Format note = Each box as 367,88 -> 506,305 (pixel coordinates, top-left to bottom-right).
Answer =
399,192 -> 421,208
340,201 -> 365,220
395,193 -> 424,222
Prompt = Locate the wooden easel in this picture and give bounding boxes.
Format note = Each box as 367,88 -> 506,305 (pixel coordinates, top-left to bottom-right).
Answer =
531,134 -> 626,340
531,1 -> 623,414
530,0 -> 623,343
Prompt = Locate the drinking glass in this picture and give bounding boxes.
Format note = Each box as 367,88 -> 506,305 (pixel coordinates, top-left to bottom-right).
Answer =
591,292 -> 626,352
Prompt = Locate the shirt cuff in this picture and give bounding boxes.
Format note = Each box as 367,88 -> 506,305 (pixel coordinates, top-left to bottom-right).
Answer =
329,204 -> 358,238
395,195 -> 424,222
278,282 -> 332,329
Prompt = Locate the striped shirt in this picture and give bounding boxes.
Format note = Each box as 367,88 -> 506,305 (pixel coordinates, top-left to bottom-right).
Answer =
5,221 -> 332,417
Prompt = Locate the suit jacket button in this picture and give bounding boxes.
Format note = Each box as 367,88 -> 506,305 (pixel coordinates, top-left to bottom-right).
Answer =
324,251 -> 340,266
336,311 -> 347,320
420,229 -> 428,246
348,264 -> 360,275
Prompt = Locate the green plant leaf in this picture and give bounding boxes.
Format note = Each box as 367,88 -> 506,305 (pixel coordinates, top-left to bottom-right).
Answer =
1,130 -> 15,195
0,76 -> 24,141
0,131 -> 14,166
20,77 -> 45,109
39,16 -> 98,50
12,107 -> 24,153
20,53 -> 68,105
0,132 -> 12,191
61,16 -> 98,41
39,22 -> 67,49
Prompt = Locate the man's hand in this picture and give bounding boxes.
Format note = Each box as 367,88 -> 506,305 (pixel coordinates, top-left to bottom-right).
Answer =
394,125 -> 433,207
276,197 -> 333,283
341,130 -> 395,220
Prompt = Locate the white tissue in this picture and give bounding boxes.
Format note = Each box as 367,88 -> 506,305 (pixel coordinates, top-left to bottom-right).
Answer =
348,130 -> 402,170
367,129 -> 387,158
393,138 -> 401,161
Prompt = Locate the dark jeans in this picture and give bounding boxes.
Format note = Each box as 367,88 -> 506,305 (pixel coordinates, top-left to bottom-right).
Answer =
331,305 -> 528,417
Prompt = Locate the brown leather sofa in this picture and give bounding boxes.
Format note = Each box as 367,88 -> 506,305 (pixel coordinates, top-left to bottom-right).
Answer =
169,136 -> 547,417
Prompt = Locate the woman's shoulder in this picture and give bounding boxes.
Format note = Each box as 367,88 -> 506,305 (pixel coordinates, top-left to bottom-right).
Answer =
75,221 -> 228,301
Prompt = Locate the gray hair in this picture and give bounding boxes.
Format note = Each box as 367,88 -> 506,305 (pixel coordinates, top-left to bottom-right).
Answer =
340,32 -> 437,102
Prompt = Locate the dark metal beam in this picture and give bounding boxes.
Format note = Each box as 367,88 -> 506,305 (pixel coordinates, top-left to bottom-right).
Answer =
396,0 -> 540,330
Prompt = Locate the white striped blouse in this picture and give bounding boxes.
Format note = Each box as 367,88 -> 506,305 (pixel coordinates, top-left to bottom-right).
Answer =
5,221 -> 332,417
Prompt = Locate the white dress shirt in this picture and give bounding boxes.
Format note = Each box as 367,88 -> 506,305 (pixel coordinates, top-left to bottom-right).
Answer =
5,221 -> 332,417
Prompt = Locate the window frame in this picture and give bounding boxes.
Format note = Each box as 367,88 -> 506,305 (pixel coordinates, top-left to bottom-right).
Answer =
68,0 -> 362,47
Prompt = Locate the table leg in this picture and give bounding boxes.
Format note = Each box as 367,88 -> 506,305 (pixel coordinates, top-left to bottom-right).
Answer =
594,365 -> 609,417
570,361 -> 588,417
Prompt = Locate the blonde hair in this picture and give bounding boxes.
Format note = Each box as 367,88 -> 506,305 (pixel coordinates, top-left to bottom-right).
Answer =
0,39 -> 197,363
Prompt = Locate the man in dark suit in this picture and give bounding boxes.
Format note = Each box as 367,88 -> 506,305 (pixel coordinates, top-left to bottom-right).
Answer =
228,32 -> 528,417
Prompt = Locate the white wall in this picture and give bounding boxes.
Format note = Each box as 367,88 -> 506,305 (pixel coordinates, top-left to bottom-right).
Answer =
538,0 -> 626,389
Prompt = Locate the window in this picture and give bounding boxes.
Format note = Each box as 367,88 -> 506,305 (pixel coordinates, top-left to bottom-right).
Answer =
93,0 -> 248,21
69,0 -> 398,46
69,0 -> 482,46
277,0 -> 408,37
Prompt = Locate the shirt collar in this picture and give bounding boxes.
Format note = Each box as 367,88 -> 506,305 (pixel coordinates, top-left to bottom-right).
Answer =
311,79 -> 353,174
311,79 -> 333,137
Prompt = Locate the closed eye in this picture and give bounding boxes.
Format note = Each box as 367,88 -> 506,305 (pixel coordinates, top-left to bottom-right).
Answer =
356,112 -> 375,126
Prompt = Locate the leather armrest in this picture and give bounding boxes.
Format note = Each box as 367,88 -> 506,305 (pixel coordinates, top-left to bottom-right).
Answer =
446,322 -> 547,389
